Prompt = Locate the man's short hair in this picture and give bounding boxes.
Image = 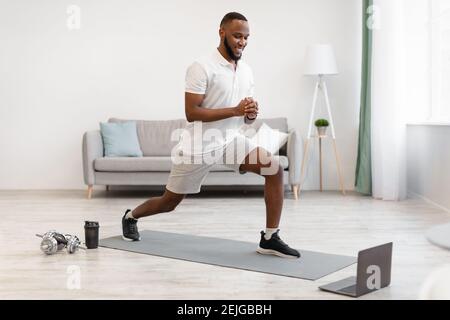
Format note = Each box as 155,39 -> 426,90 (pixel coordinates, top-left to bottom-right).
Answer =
220,12 -> 248,27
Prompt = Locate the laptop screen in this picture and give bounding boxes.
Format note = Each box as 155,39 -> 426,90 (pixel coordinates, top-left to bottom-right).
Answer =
356,242 -> 393,295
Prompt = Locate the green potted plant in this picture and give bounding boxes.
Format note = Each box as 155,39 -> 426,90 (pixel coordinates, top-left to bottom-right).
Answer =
315,118 -> 329,137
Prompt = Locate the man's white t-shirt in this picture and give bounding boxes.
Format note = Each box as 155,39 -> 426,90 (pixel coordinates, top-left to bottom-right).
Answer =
178,49 -> 255,156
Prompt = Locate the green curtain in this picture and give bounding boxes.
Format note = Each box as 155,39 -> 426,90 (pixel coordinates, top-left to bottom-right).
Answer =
355,0 -> 373,195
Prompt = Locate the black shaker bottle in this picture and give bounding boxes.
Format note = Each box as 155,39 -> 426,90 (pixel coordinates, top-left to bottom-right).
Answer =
84,221 -> 99,249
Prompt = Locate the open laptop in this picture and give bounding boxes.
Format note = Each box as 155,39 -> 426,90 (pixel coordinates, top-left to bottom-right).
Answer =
319,242 -> 393,297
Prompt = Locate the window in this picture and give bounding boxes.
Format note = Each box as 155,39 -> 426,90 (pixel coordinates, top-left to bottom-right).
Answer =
430,0 -> 450,121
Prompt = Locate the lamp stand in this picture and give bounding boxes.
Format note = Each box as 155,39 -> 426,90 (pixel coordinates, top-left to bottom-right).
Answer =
297,75 -> 346,198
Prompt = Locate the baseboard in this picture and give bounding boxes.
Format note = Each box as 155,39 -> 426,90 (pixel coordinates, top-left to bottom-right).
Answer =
407,190 -> 450,214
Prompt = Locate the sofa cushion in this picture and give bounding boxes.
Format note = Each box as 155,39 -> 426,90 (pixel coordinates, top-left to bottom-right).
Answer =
109,118 -> 187,157
99,121 -> 143,157
250,118 -> 288,133
249,123 -> 289,155
242,118 -> 288,155
95,157 -> 173,172
94,155 -> 289,172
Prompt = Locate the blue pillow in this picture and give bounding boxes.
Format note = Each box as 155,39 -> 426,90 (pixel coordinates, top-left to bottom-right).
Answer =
100,121 -> 143,157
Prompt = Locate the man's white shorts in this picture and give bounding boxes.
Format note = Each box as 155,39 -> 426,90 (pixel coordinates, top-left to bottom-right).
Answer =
166,133 -> 259,194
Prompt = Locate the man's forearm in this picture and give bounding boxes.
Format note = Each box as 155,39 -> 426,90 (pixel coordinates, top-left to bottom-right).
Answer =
187,105 -> 237,122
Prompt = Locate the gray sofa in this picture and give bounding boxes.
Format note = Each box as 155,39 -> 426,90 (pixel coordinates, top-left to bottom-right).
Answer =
82,117 -> 302,199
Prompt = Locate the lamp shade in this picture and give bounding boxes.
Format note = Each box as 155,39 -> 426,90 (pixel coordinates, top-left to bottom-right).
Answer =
303,44 -> 338,76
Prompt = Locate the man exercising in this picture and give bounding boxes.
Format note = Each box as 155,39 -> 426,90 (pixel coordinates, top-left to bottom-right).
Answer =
121,12 -> 300,259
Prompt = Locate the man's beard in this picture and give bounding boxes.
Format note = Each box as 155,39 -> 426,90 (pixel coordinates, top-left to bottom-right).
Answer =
224,37 -> 241,62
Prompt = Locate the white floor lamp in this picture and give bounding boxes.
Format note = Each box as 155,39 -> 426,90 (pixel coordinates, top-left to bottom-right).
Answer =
298,44 -> 346,197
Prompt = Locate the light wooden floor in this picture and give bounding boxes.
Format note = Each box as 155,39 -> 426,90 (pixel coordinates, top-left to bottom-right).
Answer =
1,189 -> 449,300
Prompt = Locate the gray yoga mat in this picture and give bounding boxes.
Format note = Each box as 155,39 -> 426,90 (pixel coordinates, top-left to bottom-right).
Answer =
99,230 -> 356,280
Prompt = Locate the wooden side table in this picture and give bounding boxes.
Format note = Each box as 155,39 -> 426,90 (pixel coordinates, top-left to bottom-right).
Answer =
296,75 -> 346,199
298,134 -> 346,197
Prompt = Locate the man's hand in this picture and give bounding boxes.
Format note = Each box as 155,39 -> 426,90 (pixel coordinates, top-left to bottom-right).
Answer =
244,97 -> 258,120
245,97 -> 258,120
234,97 -> 259,119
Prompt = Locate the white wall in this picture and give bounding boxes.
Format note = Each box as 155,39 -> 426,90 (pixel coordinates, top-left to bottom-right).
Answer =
0,0 -> 361,190
407,124 -> 450,212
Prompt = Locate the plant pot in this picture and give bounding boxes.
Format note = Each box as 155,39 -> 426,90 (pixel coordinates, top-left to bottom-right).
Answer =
317,126 -> 327,137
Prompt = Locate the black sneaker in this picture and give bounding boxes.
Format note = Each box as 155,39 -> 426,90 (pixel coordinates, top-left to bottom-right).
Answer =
257,230 -> 300,258
122,209 -> 141,241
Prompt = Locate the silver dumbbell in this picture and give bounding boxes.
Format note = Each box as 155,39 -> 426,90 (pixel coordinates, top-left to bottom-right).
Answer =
36,231 -> 85,255
39,236 -> 58,255
65,234 -> 83,254
36,230 -> 65,255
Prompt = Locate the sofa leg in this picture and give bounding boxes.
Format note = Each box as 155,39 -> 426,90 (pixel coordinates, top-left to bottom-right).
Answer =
292,184 -> 299,200
87,185 -> 93,199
